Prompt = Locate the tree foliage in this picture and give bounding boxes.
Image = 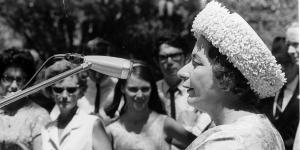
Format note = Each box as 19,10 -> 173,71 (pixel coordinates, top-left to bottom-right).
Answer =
0,0 -> 298,60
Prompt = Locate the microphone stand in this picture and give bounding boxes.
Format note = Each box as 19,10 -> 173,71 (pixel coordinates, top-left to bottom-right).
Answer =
0,62 -> 92,109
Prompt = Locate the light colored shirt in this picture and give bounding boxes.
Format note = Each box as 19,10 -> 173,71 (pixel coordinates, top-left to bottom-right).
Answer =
83,76 -> 117,114
186,114 -> 285,150
156,79 -> 212,135
106,112 -> 171,150
42,110 -> 98,150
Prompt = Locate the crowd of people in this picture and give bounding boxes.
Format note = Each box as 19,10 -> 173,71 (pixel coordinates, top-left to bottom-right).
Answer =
0,1 -> 298,150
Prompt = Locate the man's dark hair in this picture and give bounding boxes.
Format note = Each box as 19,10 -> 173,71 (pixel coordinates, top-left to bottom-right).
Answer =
271,36 -> 287,55
155,33 -> 189,57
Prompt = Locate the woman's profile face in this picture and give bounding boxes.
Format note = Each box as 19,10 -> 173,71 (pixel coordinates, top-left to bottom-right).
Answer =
0,66 -> 26,96
122,74 -> 151,112
51,75 -> 81,112
177,36 -> 221,111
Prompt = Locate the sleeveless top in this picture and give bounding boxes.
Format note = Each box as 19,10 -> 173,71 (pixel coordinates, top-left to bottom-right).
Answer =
0,101 -> 50,150
186,114 -> 285,150
42,110 -> 98,150
106,112 -> 171,150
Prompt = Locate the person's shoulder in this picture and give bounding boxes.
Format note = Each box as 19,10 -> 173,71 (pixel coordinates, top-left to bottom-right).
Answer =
186,126 -> 244,150
22,101 -> 50,118
77,112 -> 100,122
193,114 -> 284,150
217,114 -> 272,136
44,120 -> 57,129
106,119 -> 121,129
151,111 -> 168,121
105,119 -> 123,135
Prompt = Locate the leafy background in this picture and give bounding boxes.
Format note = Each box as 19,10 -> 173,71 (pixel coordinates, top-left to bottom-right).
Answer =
0,0 -> 298,64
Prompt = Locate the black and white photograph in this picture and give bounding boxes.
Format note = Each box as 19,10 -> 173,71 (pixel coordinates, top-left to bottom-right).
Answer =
0,0 -> 298,150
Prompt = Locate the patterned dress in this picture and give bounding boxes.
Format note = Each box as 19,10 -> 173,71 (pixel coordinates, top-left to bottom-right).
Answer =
0,101 -> 50,150
186,114 -> 285,150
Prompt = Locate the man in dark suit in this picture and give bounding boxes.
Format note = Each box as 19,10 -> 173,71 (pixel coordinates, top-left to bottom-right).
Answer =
258,23 -> 299,150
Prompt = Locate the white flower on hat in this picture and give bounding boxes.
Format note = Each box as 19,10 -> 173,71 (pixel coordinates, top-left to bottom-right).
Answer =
192,1 -> 286,98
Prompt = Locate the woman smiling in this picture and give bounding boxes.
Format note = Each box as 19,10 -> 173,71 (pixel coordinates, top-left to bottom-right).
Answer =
177,1 -> 286,150
105,60 -> 196,150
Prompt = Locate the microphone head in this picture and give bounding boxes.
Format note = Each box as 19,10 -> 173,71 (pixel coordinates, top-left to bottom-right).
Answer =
84,56 -> 132,79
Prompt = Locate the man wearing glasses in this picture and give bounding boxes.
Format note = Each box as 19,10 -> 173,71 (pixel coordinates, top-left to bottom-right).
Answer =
155,34 -> 212,144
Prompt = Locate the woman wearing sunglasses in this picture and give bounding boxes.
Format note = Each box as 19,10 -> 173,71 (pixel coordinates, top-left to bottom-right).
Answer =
0,48 -> 51,150
177,1 -> 285,150
41,59 -> 112,150
105,60 -> 196,150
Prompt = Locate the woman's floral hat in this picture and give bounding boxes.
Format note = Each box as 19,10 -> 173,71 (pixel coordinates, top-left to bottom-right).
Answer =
192,1 -> 286,98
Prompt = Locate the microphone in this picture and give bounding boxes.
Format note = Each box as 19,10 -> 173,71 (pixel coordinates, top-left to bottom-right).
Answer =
0,54 -> 132,108
84,56 -> 132,79
58,53 -> 132,79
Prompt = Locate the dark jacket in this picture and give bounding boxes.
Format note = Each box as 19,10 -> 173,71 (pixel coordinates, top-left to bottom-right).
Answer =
257,82 -> 299,150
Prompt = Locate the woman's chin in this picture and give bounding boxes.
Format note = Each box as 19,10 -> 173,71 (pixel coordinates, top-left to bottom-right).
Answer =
58,103 -> 75,111
187,97 -> 205,111
187,97 -> 199,107
133,103 -> 147,111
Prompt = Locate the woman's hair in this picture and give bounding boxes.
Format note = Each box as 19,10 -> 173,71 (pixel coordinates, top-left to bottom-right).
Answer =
205,39 -> 258,104
0,48 -> 36,83
106,60 -> 166,118
44,59 -> 87,97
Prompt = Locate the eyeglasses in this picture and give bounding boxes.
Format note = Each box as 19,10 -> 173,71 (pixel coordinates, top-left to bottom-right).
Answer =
159,52 -> 183,62
1,75 -> 26,85
52,86 -> 79,94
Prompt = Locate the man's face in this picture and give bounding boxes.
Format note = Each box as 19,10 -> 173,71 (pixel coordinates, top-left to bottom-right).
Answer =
158,43 -> 185,78
286,25 -> 299,65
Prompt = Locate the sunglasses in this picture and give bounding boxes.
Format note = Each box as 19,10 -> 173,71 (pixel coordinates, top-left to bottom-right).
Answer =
52,86 -> 79,94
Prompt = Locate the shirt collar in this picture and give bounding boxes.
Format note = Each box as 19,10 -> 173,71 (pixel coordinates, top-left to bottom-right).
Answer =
161,79 -> 185,95
286,75 -> 299,91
